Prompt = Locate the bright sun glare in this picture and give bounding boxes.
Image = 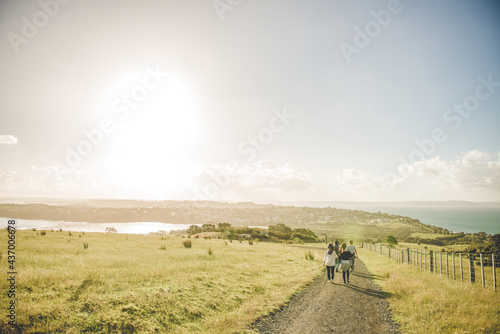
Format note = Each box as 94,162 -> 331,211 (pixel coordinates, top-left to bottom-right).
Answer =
104,70 -> 199,196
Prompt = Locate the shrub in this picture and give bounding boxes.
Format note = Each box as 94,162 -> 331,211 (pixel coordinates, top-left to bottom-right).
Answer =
208,248 -> 213,256
83,242 -> 89,249
249,239 -> 254,245
305,251 -> 315,260
160,245 -> 166,250
293,238 -> 304,244
106,227 -> 118,233
40,231 -> 46,236
183,240 -> 192,248
385,235 -> 398,247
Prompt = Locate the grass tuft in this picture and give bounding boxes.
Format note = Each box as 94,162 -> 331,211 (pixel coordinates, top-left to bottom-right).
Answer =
305,251 -> 315,260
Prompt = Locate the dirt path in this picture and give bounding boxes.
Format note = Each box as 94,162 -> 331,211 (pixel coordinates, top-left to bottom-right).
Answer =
251,255 -> 400,334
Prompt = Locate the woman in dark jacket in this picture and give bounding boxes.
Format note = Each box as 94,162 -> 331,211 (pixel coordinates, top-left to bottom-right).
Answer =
339,243 -> 353,283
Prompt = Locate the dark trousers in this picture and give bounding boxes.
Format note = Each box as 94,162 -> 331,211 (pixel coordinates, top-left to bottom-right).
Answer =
343,269 -> 350,283
326,266 -> 335,280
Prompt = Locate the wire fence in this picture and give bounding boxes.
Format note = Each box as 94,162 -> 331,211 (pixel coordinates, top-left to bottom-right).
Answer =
362,243 -> 498,292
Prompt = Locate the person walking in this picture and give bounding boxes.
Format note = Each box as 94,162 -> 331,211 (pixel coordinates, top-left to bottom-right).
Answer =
346,240 -> 358,272
334,240 -> 341,272
323,243 -> 337,283
339,242 -> 353,283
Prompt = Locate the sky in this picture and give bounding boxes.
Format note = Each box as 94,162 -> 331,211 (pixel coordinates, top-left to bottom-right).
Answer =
1,0 -> 500,203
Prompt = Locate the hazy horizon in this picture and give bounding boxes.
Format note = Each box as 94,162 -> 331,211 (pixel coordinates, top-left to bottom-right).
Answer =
1,0 -> 500,203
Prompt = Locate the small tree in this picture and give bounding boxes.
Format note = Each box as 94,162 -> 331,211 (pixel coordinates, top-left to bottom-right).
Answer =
385,235 -> 398,247
106,227 -> 118,233
225,228 -> 239,240
187,225 -> 202,235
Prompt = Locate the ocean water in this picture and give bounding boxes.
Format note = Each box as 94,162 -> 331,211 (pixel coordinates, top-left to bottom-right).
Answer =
0,218 -> 192,234
339,205 -> 500,235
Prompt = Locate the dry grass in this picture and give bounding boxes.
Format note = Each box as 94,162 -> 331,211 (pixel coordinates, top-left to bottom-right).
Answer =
0,230 -> 323,333
359,248 -> 500,333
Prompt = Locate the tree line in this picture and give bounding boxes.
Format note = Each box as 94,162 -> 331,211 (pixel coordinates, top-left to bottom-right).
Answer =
186,223 -> 319,242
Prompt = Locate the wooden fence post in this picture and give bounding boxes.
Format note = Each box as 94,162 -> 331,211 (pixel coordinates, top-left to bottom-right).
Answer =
460,253 -> 463,282
434,251 -> 437,275
469,254 -> 476,283
446,252 -> 449,278
418,250 -> 421,270
430,250 -> 434,272
440,251 -> 443,275
452,252 -> 456,280
481,254 -> 485,288
493,254 -> 497,292
424,250 -> 427,271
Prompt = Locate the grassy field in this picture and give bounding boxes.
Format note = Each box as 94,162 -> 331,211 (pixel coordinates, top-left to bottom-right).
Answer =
0,230 -> 324,333
359,248 -> 500,333
375,242 -> 500,289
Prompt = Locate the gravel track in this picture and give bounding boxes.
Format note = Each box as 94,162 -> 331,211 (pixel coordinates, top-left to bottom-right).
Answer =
251,255 -> 400,334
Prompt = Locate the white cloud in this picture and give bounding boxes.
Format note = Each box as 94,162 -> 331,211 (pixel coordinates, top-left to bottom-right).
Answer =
191,160 -> 312,200
0,164 -> 120,198
399,152 -> 500,190
334,150 -> 500,201
0,135 -> 18,144
336,169 -> 405,190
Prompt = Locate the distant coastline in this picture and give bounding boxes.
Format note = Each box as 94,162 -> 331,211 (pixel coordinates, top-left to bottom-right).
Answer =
1,198 -> 499,235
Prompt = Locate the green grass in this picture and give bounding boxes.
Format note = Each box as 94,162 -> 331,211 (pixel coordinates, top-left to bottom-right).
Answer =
0,230 -> 323,333
359,248 -> 500,333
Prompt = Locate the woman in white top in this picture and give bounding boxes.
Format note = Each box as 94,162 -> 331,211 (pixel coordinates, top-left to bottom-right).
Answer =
323,243 -> 337,283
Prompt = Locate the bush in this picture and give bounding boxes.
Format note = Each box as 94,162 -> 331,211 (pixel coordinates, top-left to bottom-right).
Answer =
183,240 -> 192,248
305,251 -> 315,260
249,239 -> 254,245
83,242 -> 89,249
40,231 -> 46,236
208,247 -> 213,256
385,235 -> 398,246
294,238 -> 304,244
